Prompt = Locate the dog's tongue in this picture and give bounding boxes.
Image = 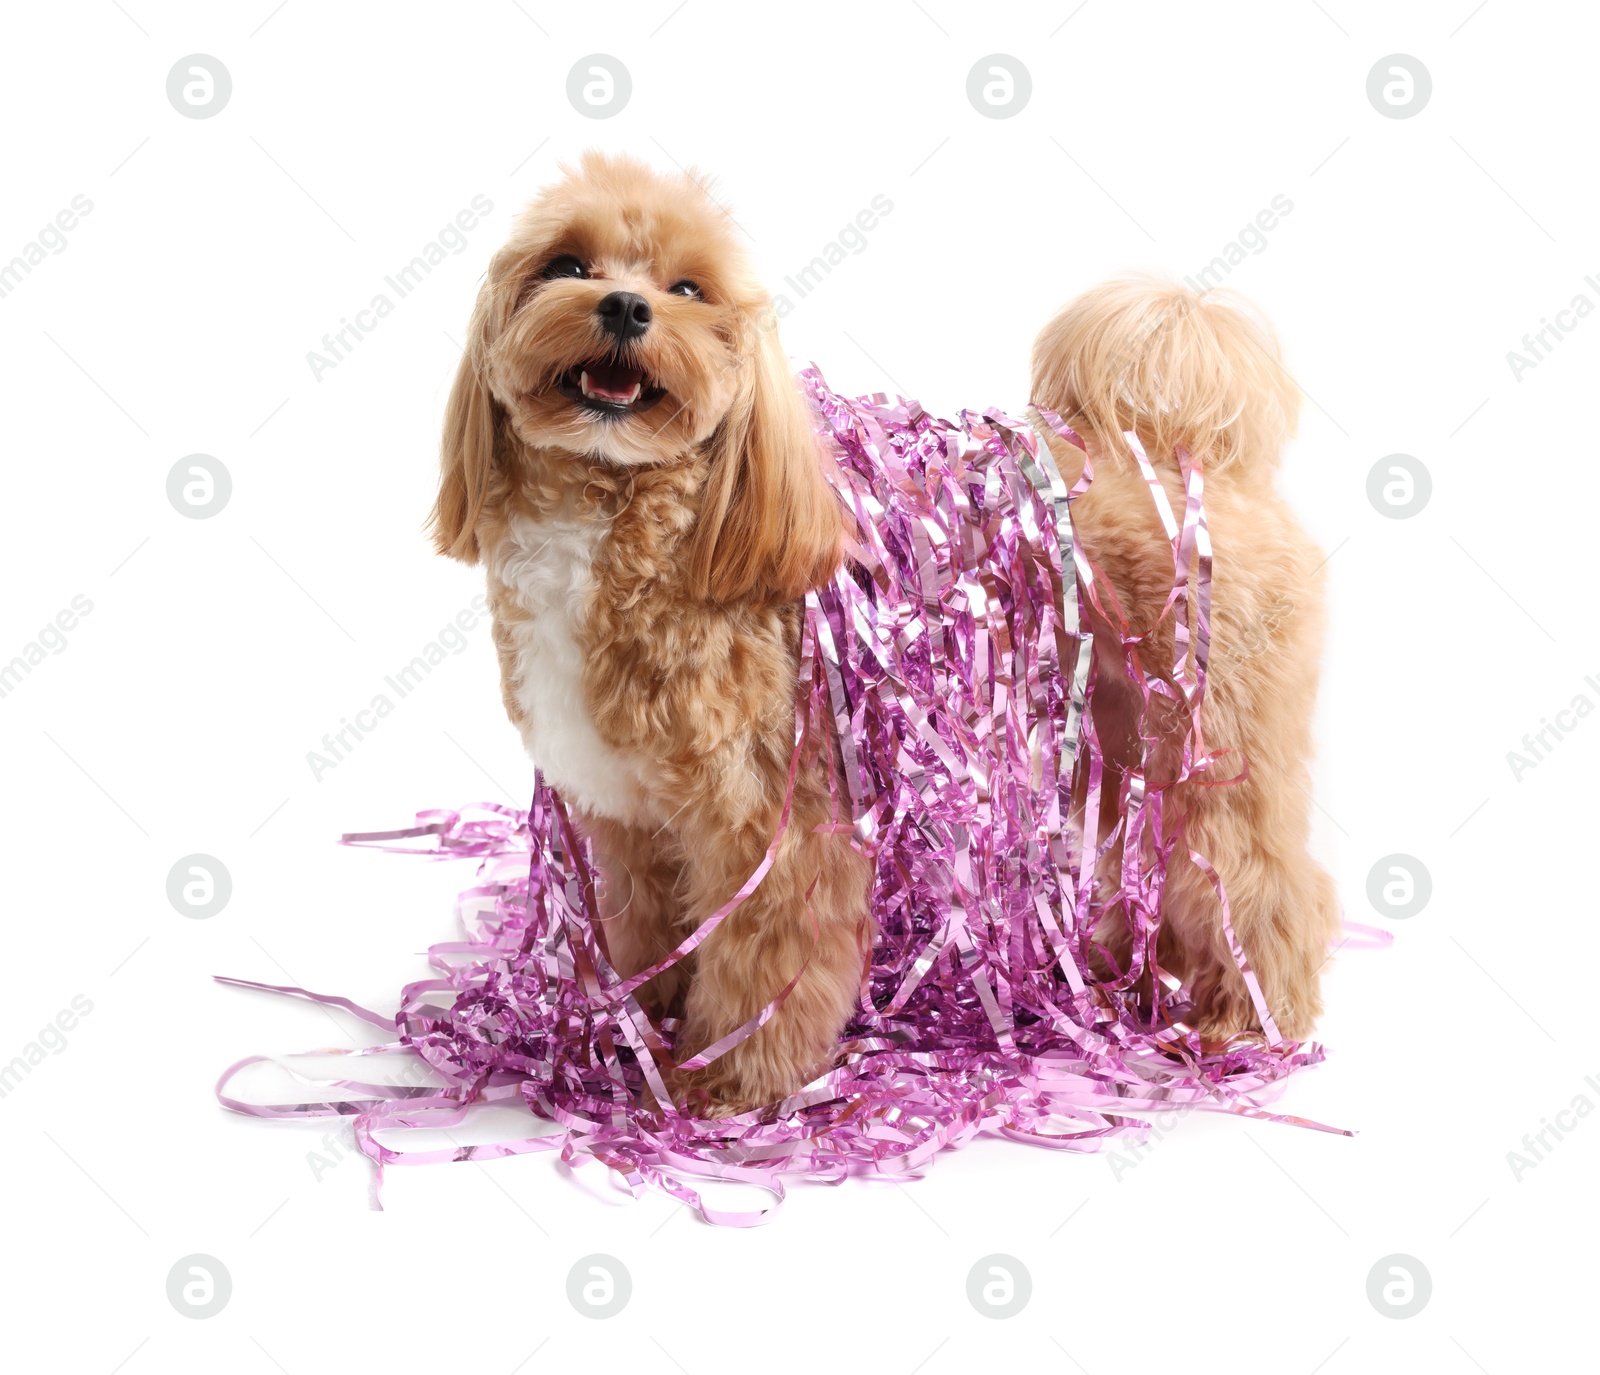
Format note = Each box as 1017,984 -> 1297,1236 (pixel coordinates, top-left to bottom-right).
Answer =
583,358 -> 643,401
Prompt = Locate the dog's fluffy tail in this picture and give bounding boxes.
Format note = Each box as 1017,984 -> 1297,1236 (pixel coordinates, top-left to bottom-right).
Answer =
1029,275 -> 1298,477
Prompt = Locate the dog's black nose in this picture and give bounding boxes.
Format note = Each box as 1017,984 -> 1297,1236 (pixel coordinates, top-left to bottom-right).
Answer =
596,290 -> 652,341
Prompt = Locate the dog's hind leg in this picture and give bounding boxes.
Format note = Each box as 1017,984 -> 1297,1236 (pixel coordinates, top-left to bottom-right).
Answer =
1156,579 -> 1341,1043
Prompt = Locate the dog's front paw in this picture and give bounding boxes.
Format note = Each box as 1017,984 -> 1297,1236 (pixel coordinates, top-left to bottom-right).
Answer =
698,1094 -> 759,1121
655,1069 -> 762,1121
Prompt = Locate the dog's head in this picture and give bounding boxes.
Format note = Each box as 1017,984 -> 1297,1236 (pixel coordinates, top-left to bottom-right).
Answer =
431,151 -> 841,604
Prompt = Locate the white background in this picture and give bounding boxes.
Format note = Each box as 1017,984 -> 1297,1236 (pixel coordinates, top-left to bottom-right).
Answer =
2,1 -> 1595,1370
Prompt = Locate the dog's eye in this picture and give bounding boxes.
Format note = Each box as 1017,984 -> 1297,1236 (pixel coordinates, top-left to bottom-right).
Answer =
543,255 -> 588,280
667,279 -> 702,299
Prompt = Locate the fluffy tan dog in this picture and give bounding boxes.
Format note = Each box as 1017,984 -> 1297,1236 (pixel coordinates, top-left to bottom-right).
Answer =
431,152 -> 1335,1114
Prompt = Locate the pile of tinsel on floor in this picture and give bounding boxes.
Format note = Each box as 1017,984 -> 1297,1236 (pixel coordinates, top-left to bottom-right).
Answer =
218,368 -> 1349,1225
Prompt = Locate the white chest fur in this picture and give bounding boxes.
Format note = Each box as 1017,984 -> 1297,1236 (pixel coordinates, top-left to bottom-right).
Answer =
488,514 -> 658,827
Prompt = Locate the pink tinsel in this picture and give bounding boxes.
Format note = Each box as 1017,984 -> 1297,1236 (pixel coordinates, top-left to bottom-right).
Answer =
217,369 -> 1346,1225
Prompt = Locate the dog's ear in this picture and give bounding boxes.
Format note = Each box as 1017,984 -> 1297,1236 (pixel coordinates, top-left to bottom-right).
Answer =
688,317 -> 843,604
429,281 -> 507,564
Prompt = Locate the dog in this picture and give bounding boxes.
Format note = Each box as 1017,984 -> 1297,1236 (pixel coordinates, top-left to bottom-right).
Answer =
429,151 -> 1337,1115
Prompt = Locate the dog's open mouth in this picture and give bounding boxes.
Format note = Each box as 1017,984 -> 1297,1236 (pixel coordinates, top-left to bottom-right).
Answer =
556,356 -> 667,417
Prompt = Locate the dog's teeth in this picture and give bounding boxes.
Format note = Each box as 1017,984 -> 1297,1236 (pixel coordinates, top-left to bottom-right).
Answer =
627,382 -> 641,404
579,370 -> 594,398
